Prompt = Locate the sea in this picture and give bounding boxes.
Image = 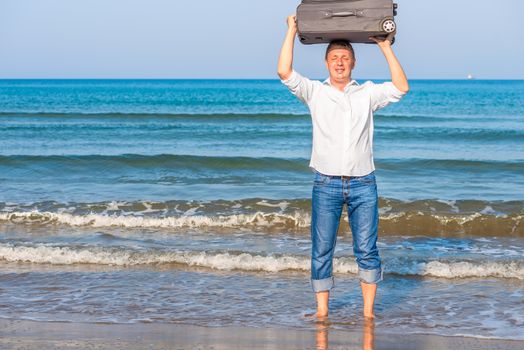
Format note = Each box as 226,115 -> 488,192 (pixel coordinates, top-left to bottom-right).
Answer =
0,79 -> 523,341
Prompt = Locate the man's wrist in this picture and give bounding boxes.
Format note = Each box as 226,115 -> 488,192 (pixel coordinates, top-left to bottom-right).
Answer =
380,44 -> 393,53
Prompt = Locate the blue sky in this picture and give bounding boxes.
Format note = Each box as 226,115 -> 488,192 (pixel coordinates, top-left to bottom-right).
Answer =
0,0 -> 522,79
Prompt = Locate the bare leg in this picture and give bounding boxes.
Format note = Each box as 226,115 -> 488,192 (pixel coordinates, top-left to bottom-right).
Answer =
316,291 -> 329,317
360,282 -> 377,318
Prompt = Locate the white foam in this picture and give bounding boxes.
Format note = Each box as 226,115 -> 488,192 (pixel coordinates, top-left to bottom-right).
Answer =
0,210 -> 311,229
480,206 -> 495,215
4,204 -> 518,232
182,207 -> 200,216
139,202 -> 161,214
106,201 -> 129,211
437,199 -> 460,213
0,243 -> 522,279
378,206 -> 393,215
256,200 -> 290,211
0,243 -> 311,272
388,259 -> 524,280
379,212 -> 407,220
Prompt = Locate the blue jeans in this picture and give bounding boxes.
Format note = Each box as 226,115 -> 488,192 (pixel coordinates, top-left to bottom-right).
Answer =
311,170 -> 382,292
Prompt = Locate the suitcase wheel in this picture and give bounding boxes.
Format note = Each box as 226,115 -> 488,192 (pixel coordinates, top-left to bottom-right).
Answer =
381,19 -> 396,33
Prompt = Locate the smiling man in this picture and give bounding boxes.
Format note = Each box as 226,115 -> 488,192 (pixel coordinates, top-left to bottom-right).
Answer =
277,15 -> 409,319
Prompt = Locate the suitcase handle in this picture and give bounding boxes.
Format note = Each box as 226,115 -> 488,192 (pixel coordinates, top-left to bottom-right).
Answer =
324,11 -> 359,18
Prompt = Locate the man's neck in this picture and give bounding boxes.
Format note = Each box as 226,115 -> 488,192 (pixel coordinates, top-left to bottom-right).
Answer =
329,77 -> 352,92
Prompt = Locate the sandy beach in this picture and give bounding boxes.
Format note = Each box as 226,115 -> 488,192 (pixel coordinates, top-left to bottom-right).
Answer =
1,318 -> 523,350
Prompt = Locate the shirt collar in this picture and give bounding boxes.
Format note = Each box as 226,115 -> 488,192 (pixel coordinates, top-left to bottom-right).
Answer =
323,78 -> 359,92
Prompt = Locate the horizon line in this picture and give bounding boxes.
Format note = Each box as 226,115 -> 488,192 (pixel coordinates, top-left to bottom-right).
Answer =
1,77 -> 523,81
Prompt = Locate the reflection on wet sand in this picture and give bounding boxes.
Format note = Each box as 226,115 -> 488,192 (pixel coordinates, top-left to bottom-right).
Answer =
315,317 -> 375,350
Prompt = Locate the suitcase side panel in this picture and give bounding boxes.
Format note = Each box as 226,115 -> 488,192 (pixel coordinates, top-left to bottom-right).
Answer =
297,0 -> 395,45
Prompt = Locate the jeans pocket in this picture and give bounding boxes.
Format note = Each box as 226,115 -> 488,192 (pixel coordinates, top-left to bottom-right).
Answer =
313,172 -> 330,186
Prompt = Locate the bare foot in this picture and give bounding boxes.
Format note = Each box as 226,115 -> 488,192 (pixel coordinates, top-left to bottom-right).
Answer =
316,310 -> 329,318
315,314 -> 329,325
304,312 -> 329,323
363,312 -> 375,319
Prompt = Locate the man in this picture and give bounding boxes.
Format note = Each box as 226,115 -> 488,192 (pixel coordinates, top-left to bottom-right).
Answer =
277,15 -> 409,319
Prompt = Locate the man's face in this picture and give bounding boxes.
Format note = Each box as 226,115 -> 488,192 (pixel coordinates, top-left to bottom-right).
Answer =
325,49 -> 355,84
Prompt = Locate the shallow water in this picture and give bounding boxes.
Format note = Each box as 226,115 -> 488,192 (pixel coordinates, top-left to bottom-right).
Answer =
1,262 -> 523,340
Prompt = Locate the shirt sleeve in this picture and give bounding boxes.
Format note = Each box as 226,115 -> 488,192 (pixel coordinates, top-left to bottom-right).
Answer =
280,70 -> 316,105
368,81 -> 407,112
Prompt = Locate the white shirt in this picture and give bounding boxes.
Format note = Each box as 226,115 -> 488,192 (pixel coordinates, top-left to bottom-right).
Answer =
281,70 -> 406,176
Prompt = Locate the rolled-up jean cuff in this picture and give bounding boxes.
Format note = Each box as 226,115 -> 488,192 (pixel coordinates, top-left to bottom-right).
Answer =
311,276 -> 334,292
358,267 -> 383,284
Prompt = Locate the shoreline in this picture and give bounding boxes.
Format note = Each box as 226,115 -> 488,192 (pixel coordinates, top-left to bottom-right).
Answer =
1,319 -> 523,350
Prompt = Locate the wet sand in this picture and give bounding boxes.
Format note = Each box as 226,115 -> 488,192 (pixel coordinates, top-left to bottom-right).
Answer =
0,319 -> 522,350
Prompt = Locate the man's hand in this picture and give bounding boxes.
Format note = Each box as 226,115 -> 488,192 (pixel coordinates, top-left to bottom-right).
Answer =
369,32 -> 395,50
287,15 -> 297,33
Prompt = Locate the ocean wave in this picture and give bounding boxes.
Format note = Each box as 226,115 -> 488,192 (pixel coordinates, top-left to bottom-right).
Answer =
377,158 -> 524,173
0,243 -> 522,280
1,198 -> 523,236
379,128 -> 524,142
1,209 -> 523,236
1,112 -> 520,123
0,210 -> 310,229
0,154 -> 310,172
2,154 -> 523,174
0,112 -> 310,119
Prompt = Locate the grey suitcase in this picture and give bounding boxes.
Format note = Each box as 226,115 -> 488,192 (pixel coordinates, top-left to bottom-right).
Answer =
297,0 -> 398,45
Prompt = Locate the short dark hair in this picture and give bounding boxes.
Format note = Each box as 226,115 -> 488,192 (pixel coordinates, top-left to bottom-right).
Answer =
325,40 -> 355,60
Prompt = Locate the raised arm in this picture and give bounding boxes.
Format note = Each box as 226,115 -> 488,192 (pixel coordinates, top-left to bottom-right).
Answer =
277,15 -> 298,80
370,33 -> 409,93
